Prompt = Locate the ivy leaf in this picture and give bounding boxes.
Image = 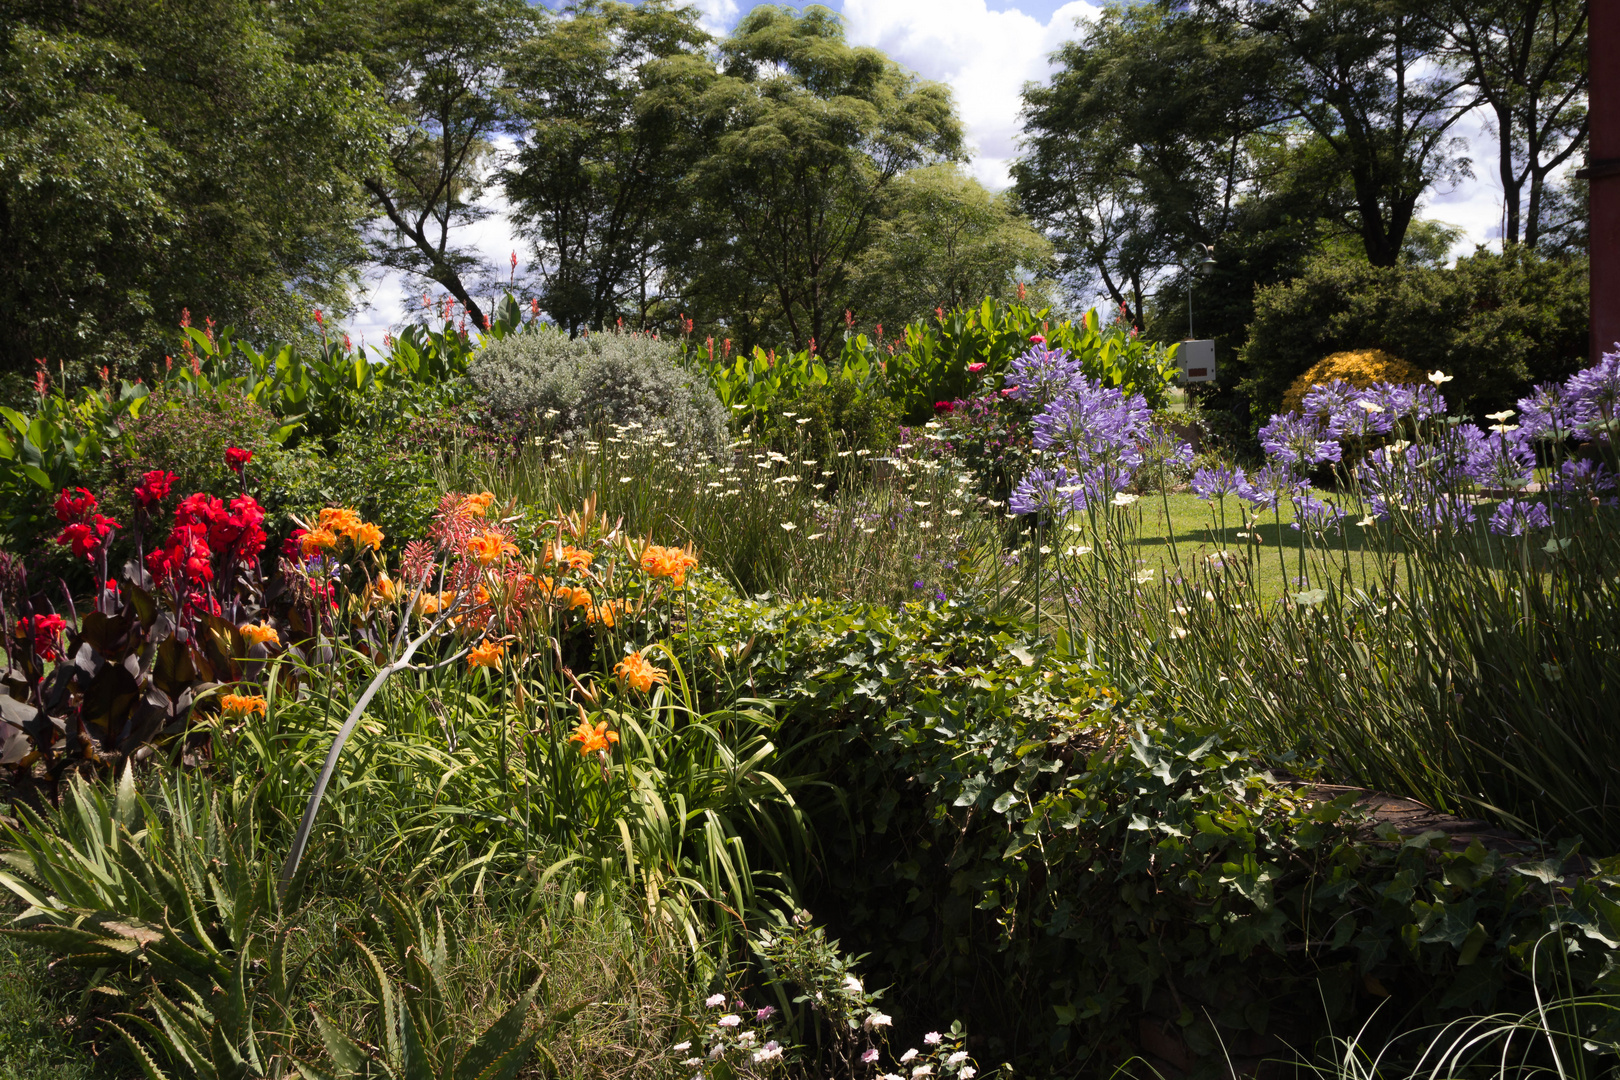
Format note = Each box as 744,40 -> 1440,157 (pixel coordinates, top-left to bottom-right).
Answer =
954,775 -> 987,807
1512,859 -> 1564,885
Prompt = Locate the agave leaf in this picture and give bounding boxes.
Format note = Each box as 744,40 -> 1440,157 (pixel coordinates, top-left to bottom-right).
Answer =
108,1019 -> 182,1080
459,1035 -> 539,1080
451,978 -> 539,1080
312,1009 -> 373,1077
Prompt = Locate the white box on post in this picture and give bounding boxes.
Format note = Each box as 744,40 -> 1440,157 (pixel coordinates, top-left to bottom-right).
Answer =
1177,339 -> 1216,383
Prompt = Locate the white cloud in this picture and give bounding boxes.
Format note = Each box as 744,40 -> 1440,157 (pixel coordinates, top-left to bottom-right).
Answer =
840,0 -> 1100,189
691,0 -> 741,37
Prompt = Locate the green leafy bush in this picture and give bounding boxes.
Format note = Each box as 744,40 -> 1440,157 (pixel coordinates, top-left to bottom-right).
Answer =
680,596 -> 1620,1074
685,298 -> 1180,431
758,374 -> 901,464
1234,247 -> 1588,424
471,327 -> 729,457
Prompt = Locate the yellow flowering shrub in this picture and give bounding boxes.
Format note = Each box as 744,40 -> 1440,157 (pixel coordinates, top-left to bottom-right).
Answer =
1281,349 -> 1426,414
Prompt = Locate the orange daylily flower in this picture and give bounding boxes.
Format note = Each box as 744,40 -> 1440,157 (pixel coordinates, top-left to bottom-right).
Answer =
370,573 -> 400,603
543,544 -> 594,571
467,639 -> 504,670
614,649 -> 667,693
219,692 -> 268,720
641,544 -> 699,587
464,491 -> 496,517
554,585 -> 591,610
239,622 -> 280,648
467,531 -> 517,565
318,507 -> 363,536
586,599 -> 627,627
300,528 -> 337,557
569,718 -> 620,756
353,522 -> 384,550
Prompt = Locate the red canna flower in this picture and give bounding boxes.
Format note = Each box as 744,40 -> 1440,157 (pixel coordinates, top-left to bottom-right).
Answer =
225,447 -> 252,473
54,487 -> 97,523
15,613 -> 68,661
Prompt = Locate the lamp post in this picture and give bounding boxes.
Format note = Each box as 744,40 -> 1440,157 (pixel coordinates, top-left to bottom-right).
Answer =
1187,244 -> 1217,339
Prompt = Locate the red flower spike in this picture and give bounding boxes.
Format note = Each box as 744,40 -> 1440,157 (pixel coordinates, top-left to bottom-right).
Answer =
225,448 -> 252,474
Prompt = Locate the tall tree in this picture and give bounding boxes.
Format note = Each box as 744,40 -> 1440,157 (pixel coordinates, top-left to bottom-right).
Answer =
851,165 -> 1054,329
305,0 -> 535,330
674,5 -> 962,352
1015,2 -> 1280,325
1217,0 -> 1478,266
1437,0 -> 1588,248
502,1 -> 713,336
0,0 -> 385,378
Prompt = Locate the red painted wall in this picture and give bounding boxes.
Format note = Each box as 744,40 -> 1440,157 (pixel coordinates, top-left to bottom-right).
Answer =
1590,0 -> 1618,361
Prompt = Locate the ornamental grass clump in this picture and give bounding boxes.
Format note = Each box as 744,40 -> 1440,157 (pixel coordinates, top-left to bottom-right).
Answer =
440,419 -> 1012,608
1038,345 -> 1620,849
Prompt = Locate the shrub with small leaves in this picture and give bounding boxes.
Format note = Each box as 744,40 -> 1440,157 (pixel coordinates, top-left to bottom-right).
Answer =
471,327 -> 729,457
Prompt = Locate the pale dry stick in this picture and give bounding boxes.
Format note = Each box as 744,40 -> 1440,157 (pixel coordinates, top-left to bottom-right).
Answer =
277,587 -> 469,899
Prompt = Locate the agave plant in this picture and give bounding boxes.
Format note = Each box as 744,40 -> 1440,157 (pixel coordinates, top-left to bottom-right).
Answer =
0,766 -> 306,1080
297,891 -> 583,1080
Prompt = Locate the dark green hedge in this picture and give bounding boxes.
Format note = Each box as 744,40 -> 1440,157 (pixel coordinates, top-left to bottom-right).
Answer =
684,596 -> 1620,1074
1231,247 -> 1588,426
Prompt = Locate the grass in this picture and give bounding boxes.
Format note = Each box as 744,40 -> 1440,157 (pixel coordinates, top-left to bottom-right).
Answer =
0,928 -> 115,1080
437,426 -> 1018,610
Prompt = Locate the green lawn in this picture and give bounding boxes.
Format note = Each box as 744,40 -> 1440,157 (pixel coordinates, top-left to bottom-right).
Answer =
1085,490 -> 1405,600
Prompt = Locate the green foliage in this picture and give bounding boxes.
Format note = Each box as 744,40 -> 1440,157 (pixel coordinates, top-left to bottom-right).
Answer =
849,164 -> 1055,331
0,0 -> 388,375
672,4 -> 964,351
1235,247 -> 1589,422
687,297 -> 1179,431
756,373 -> 900,464
679,596 -> 1620,1073
471,325 -> 730,457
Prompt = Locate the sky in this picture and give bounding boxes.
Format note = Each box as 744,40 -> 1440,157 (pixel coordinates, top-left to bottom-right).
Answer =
347,0 -> 1511,343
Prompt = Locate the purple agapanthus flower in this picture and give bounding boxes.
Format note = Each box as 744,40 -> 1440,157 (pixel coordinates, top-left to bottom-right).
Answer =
1290,492 -> 1345,534
1190,465 -> 1246,501
1238,462 -> 1305,512
1032,378 -> 1152,459
1410,493 -> 1478,531
1258,411 -> 1343,467
1466,427 -> 1535,489
1566,347 -> 1620,437
1369,382 -> 1447,426
1516,383 -> 1572,439
1550,458 -> 1616,500
1326,392 -> 1396,441
1009,465 -> 1084,517
1488,498 -> 1552,537
1005,344 -> 1082,405
1300,379 -> 1360,420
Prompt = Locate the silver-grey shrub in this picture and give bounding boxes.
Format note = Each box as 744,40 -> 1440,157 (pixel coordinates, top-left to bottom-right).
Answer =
470,328 -> 729,456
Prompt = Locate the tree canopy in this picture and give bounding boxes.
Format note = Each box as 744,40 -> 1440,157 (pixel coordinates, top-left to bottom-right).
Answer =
670,5 -> 964,351
0,0 -> 387,379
